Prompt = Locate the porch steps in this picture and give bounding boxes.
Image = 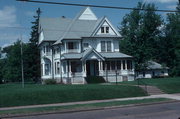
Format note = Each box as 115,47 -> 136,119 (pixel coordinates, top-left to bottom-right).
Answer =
139,85 -> 165,95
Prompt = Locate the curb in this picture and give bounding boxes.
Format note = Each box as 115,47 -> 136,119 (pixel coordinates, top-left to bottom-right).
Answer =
1,100 -> 179,118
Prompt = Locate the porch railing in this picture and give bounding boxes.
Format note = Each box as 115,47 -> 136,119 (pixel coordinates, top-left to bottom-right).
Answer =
99,70 -> 134,76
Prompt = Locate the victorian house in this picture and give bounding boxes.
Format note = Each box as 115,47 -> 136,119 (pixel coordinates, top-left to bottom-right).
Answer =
38,7 -> 135,84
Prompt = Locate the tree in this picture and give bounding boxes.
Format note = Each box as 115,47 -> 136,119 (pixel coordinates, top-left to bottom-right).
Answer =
28,8 -> 42,82
165,2 -> 180,76
119,2 -> 163,71
2,40 -> 22,82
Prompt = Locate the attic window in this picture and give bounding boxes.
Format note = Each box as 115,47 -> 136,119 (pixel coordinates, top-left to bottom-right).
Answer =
101,27 -> 105,33
106,27 -> 109,33
101,26 -> 109,33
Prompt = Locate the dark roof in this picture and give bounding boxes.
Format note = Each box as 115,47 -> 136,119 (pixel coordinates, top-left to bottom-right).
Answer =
147,61 -> 169,69
39,17 -> 103,44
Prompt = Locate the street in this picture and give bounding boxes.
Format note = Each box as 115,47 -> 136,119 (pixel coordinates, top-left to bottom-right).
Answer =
6,101 -> 180,119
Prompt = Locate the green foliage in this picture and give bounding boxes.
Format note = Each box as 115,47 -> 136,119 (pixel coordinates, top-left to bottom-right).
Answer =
2,40 -> 22,82
27,8 -> 42,82
119,2 -> 163,71
0,8 -> 42,83
0,84 -> 146,107
85,76 -> 106,84
44,79 -> 57,85
165,3 -> 180,76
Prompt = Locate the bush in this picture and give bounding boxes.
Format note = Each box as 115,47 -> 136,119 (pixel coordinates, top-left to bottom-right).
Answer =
85,76 -> 106,84
44,79 -> 56,85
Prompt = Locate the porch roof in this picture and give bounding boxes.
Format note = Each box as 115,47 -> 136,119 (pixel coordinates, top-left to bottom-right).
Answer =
61,50 -> 133,60
100,52 -> 133,59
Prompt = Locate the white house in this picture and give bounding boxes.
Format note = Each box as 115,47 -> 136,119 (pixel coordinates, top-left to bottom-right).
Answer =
136,61 -> 169,79
38,7 -> 135,84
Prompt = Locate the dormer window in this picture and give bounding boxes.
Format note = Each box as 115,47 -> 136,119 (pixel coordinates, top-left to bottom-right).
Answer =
101,26 -> 109,33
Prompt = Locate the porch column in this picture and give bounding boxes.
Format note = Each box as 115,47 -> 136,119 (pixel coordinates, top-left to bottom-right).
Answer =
69,60 -> 71,76
100,61 -> 103,71
125,60 -> 127,70
42,63 -> 45,76
98,61 -> 101,71
121,60 -> 123,70
84,60 -> 87,72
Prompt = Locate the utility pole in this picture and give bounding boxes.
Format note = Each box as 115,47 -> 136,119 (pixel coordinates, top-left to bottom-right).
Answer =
21,36 -> 24,88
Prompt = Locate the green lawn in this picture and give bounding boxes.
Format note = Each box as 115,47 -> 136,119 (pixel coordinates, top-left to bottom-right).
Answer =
0,98 -> 170,115
119,77 -> 180,94
0,84 -> 147,108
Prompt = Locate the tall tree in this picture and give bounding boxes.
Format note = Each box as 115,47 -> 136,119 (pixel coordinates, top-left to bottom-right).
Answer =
119,2 -> 163,71
2,40 -> 22,82
28,8 -> 42,82
165,2 -> 180,76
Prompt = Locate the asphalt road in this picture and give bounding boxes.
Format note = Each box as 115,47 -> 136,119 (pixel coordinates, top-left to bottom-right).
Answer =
6,101 -> 180,119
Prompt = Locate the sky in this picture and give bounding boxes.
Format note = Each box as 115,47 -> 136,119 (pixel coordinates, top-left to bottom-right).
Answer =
0,0 -> 178,48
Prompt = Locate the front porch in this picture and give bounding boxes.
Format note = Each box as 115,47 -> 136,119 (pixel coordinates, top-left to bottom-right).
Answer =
60,59 -> 135,84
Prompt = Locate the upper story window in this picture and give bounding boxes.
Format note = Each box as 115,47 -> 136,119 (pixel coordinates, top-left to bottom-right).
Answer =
101,26 -> 109,34
101,41 -> 112,52
67,42 -> 79,53
43,45 -> 51,56
67,42 -> 78,49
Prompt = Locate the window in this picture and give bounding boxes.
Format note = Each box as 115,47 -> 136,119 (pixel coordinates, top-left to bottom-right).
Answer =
45,64 -> 50,75
106,27 -> 109,33
57,62 -> 60,74
68,42 -> 78,49
83,43 -> 89,48
55,48 -> 60,54
46,46 -> 50,52
107,41 -> 111,52
101,41 -> 112,52
63,62 -> 66,73
101,41 -> 106,52
101,26 -> 109,33
71,61 -> 82,72
101,27 -> 105,33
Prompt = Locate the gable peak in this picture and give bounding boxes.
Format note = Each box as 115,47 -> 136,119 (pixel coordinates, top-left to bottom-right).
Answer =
78,7 -> 97,20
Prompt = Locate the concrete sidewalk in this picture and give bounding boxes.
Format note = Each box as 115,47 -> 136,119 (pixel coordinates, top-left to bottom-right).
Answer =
1,93 -> 180,111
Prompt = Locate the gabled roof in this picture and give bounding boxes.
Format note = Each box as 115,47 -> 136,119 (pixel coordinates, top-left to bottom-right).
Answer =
81,48 -> 105,61
147,61 -> 169,70
91,17 -> 121,37
39,7 -> 121,45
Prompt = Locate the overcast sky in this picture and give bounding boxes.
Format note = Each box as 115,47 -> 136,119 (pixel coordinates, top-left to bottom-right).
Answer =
0,0 -> 178,48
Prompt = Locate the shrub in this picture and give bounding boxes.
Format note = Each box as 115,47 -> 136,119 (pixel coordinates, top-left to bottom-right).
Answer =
44,79 -> 56,85
85,76 -> 106,84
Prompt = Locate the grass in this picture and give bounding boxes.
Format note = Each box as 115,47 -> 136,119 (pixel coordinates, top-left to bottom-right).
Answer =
0,98 -> 170,115
0,83 -> 147,108
119,77 -> 180,94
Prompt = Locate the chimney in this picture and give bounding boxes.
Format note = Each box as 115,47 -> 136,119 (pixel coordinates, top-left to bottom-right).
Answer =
62,16 -> 66,19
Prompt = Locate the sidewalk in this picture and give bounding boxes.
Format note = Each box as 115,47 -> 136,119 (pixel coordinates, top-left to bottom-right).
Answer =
1,93 -> 180,111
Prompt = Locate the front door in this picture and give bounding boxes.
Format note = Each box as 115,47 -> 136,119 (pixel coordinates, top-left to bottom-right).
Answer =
86,60 -> 99,76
